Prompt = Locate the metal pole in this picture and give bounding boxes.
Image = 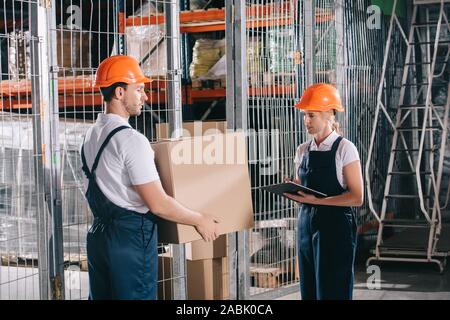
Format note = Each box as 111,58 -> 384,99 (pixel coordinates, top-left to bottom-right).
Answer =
226,0 -> 250,300
335,0 -> 345,130
234,0 -> 248,131
225,0 -> 237,300
166,0 -> 183,139
165,0 -> 186,300
117,0 -> 125,55
304,0 -> 315,86
235,0 -> 250,300
30,0 -> 65,300
226,0 -> 235,131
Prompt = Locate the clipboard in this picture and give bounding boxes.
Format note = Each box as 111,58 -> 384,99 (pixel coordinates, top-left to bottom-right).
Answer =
263,182 -> 328,198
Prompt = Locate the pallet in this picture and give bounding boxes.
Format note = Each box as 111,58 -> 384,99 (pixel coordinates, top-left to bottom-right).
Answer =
191,79 -> 225,90
250,264 -> 296,288
250,266 -> 283,288
1,253 -> 88,271
1,254 -> 38,268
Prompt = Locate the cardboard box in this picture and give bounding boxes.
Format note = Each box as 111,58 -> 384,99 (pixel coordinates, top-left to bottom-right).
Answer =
152,132 -> 254,243
157,122 -> 229,259
186,234 -> 228,261
56,29 -> 91,76
187,257 -> 229,300
158,253 -> 174,300
155,121 -> 227,140
8,29 -> 91,80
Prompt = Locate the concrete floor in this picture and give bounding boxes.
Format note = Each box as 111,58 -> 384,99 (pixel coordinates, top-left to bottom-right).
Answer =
277,238 -> 450,300
2,237 -> 450,300
277,262 -> 450,300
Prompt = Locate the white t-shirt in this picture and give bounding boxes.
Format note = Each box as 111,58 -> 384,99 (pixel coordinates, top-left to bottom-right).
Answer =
81,113 -> 160,213
294,131 -> 360,190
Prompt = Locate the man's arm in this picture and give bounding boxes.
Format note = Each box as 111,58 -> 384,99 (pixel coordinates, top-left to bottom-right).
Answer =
134,180 -> 219,241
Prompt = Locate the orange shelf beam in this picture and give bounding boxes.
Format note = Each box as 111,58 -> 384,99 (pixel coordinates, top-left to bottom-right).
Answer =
0,77 -> 97,96
180,23 -> 225,33
0,77 -> 168,97
120,3 -> 333,33
1,77 -> 296,109
181,9 -> 225,23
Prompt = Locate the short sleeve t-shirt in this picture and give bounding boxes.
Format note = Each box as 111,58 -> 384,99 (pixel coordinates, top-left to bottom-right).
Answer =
81,113 -> 160,213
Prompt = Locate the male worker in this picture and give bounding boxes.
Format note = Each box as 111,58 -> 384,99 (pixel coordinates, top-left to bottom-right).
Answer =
81,55 -> 218,300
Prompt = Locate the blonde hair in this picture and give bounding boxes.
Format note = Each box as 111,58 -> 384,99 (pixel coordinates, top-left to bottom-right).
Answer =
332,118 -> 342,136
320,110 -> 342,136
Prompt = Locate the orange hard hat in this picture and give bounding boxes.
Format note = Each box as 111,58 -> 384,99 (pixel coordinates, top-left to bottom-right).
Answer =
94,55 -> 152,88
294,83 -> 344,112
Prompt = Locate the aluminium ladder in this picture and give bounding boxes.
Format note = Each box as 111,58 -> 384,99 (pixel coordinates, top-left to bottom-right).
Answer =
365,0 -> 450,272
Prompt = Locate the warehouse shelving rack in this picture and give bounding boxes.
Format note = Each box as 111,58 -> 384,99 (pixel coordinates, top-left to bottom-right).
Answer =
0,2 -> 332,111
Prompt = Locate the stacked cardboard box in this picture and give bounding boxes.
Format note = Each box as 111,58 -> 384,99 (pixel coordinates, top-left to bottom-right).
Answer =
157,247 -> 229,300
186,234 -> 229,299
153,123 -> 249,299
187,256 -> 229,300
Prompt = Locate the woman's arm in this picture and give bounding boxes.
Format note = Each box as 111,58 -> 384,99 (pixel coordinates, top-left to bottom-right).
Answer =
284,160 -> 364,207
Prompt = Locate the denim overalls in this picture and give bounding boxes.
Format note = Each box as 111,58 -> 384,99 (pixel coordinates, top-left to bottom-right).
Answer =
297,136 -> 357,300
81,125 -> 158,300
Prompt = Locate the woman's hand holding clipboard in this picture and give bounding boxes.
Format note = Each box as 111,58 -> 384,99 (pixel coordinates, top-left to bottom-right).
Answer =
263,181 -> 327,205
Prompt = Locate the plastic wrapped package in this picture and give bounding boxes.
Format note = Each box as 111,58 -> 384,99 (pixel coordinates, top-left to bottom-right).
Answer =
125,1 -> 166,77
247,36 -> 263,74
189,0 -> 225,10
8,31 -> 31,80
8,29 -> 91,79
189,38 -> 225,80
189,0 -> 209,10
247,36 -> 264,86
267,28 -> 295,74
197,55 -> 226,81
126,24 -> 167,77
0,112 -> 94,257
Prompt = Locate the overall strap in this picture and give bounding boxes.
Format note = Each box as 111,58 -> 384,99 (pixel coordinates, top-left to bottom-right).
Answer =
331,135 -> 343,153
81,125 -> 130,179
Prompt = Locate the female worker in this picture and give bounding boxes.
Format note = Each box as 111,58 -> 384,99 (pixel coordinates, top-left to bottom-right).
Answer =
284,83 -> 364,300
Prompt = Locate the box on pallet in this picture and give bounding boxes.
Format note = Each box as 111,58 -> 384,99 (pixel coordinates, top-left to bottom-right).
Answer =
158,254 -> 229,300
186,234 -> 227,261
187,257 -> 229,300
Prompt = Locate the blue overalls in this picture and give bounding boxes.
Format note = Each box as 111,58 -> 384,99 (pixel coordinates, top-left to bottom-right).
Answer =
297,136 -> 357,300
81,125 -> 158,300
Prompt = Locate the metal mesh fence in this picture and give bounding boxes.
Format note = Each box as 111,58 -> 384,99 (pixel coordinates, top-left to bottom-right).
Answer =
245,0 -> 303,298
0,0 -> 185,300
317,0 -> 408,231
1,0 -> 42,300
0,0 -> 420,300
